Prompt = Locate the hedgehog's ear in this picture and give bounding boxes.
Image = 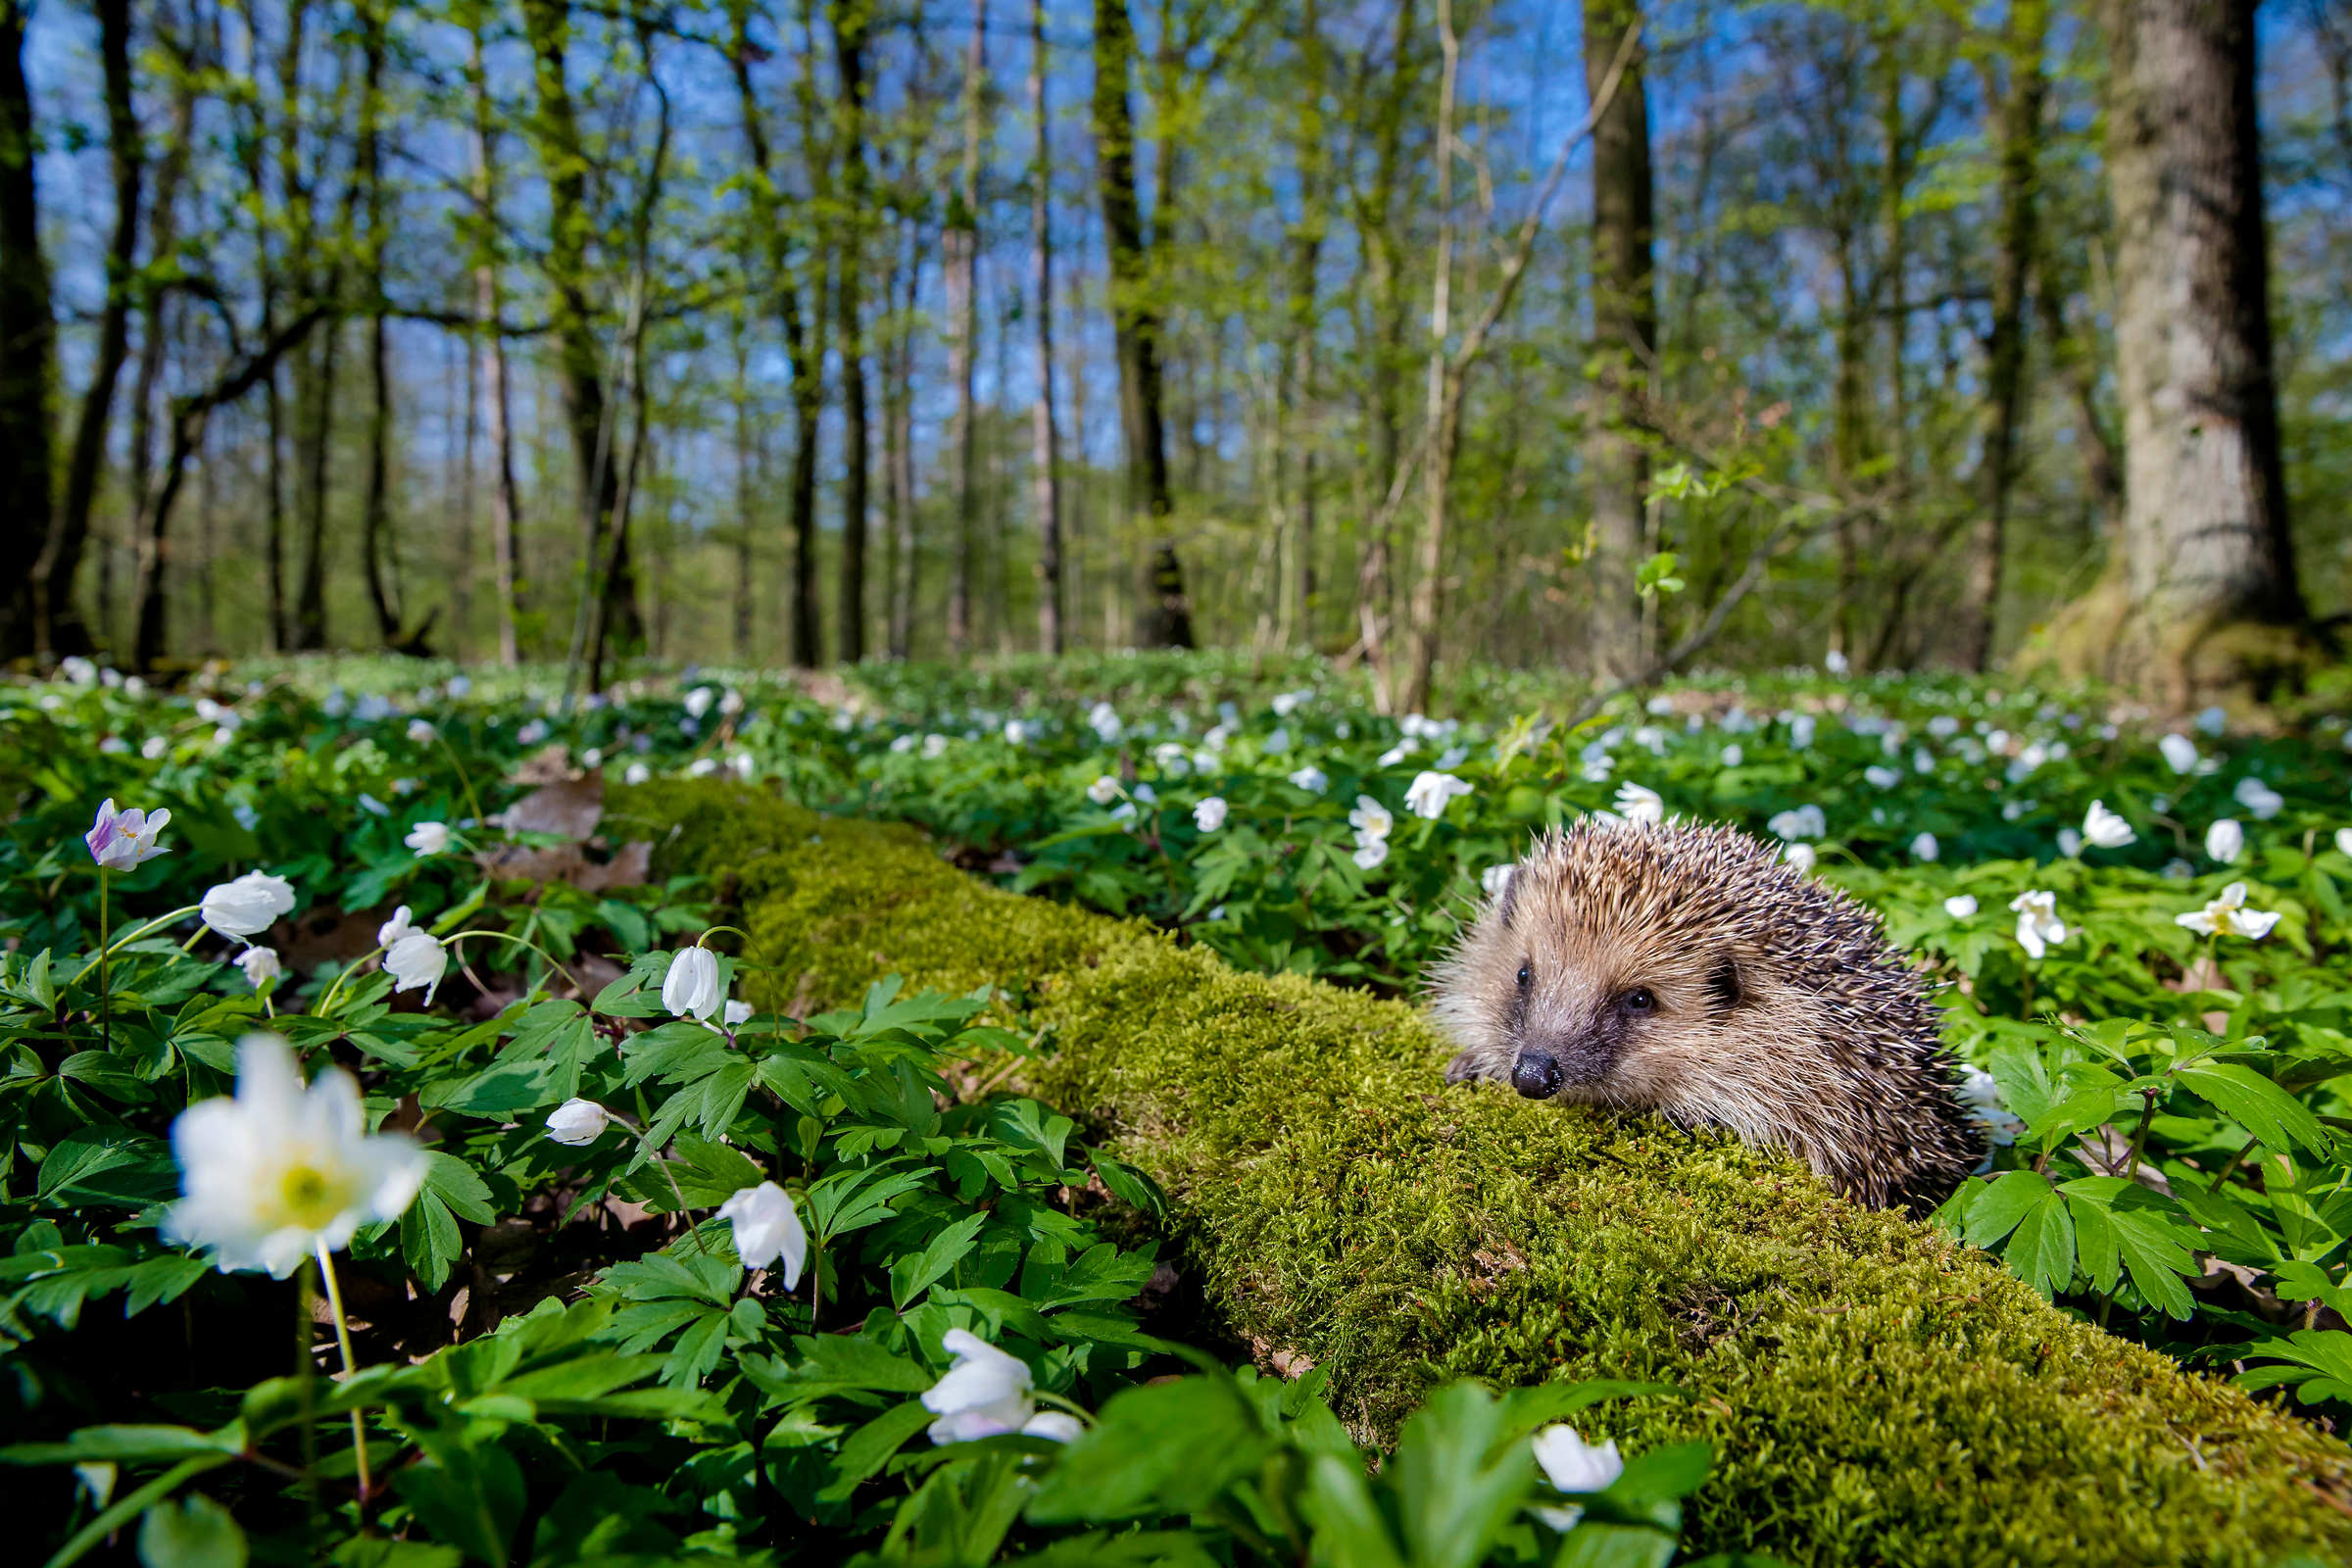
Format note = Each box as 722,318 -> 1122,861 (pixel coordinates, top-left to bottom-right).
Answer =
1706,955 -> 1741,1014
1494,867 -> 1522,930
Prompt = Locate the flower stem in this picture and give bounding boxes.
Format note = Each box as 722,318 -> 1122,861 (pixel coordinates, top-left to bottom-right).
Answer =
434,730 -> 490,833
315,1244 -> 373,1501
69,901 -> 206,987
444,929 -> 586,1000
97,871 -> 111,1054
296,1258 -> 321,1539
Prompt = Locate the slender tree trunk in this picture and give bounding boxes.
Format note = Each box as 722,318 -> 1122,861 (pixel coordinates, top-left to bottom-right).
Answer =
1351,0 -> 1415,668
469,19 -> 521,666
291,314 -> 342,651
1583,0 -> 1655,684
833,3 -> 873,662
584,12 -> 668,693
1028,0 -> 1065,654
1399,0 -> 1463,712
1093,0 -> 1192,647
732,305 -> 758,662
34,0 -> 138,657
945,0 -> 987,653
1961,0 -> 2047,672
357,2 -> 398,644
0,0 -> 53,662
523,0 -> 640,668
884,218 -> 920,660
2083,0 -> 2306,697
1280,0 -> 1327,652
454,318 -> 474,659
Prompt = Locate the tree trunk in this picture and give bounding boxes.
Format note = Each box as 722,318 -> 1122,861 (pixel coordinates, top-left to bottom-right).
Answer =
1398,0 -> 1463,713
0,0 -> 53,662
1093,0 -> 1192,647
1278,0 -> 1328,652
1028,0 -> 1065,654
522,0 -> 641,668
357,2 -> 399,645
946,0 -> 987,654
1960,0 -> 2047,673
884,218 -> 920,661
34,0 -> 138,658
469,14 -> 522,666
1583,0 -> 1655,685
832,3 -> 872,663
291,309 -> 342,651
2068,0 -> 2308,700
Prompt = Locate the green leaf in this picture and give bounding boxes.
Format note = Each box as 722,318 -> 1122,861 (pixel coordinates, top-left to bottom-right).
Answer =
1026,1375 -> 1275,1523
2001,1184 -> 2079,1299
394,1442 -> 524,1568
891,1210 -> 989,1311
138,1493 -> 247,1568
1390,1381 -> 1533,1568
2177,1064 -> 2330,1156
816,1398 -> 936,1502
1960,1170 -> 2053,1250
37,1127 -> 182,1210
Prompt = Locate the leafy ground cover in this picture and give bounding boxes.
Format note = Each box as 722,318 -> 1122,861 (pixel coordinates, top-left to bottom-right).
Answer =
0,660 -> 1737,1566
6,652 -> 2352,1562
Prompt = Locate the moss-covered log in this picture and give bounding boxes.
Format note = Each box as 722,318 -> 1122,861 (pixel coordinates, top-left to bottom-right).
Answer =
622,782 -> 2352,1566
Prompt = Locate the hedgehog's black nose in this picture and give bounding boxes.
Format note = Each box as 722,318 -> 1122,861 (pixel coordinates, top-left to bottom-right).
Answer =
1511,1051 -> 1563,1099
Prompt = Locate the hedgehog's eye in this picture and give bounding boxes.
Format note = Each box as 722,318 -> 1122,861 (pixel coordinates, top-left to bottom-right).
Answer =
1622,986 -> 1657,1013
1515,962 -> 1532,991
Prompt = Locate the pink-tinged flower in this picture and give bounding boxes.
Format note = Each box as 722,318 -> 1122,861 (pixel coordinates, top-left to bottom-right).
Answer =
86,798 -> 171,871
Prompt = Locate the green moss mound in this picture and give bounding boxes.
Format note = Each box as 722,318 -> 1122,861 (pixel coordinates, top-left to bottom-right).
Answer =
617,781 -> 2352,1567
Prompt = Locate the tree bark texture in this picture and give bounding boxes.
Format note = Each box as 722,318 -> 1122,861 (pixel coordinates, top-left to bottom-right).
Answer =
833,1 -> 872,663
1029,0 -> 1065,655
1960,0 -> 2047,673
2095,0 -> 2306,690
0,0 -> 53,662
947,0 -> 986,654
1092,0 -> 1193,647
1583,0 -> 1655,685
35,0 -> 137,658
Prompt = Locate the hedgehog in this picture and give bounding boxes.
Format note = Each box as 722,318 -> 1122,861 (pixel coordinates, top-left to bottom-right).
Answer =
1430,818 -> 1981,1212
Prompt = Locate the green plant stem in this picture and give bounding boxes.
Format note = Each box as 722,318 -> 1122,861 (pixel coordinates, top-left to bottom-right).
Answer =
444,929 -> 587,999
433,730 -> 490,830
96,871 -> 110,1054
297,1257 -> 320,1543
68,900 -> 204,986
315,1245 -> 373,1504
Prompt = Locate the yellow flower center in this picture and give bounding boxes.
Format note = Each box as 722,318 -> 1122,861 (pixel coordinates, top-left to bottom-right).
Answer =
274,1161 -> 352,1231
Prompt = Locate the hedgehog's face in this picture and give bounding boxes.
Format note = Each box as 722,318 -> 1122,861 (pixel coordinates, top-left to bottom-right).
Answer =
1490,915 -> 1749,1105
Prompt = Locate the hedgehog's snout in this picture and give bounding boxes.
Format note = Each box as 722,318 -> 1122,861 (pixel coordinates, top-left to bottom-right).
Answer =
1511,1050 -> 1564,1099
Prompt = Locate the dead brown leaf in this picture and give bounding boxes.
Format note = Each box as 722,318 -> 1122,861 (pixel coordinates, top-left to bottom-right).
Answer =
472,837 -> 654,894
498,771 -> 605,839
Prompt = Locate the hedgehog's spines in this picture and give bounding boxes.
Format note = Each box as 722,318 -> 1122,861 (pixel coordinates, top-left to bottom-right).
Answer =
1430,816 -> 1982,1211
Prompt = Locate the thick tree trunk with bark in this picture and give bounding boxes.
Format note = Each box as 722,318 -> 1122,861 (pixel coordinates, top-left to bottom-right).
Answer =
1960,0 -> 2046,673
2055,0 -> 2311,701
34,0 -> 138,658
1583,0 -> 1654,684
0,0 -> 53,662
1092,0 -> 1192,648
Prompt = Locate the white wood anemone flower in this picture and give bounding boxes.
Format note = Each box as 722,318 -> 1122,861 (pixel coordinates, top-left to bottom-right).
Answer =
2176,882 -> 2282,941
716,1180 -> 808,1289
164,1034 -> 427,1278
663,947 -> 723,1022
919,1328 -> 1082,1446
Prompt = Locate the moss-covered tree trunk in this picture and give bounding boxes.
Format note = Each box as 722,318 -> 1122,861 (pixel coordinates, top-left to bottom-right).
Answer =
2054,0 -> 2313,705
